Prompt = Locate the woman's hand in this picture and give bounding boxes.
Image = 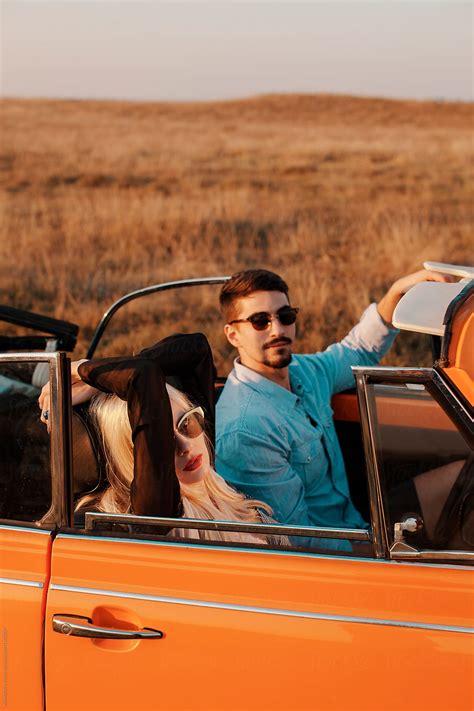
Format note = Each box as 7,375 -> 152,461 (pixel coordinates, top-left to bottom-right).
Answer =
38,359 -> 98,429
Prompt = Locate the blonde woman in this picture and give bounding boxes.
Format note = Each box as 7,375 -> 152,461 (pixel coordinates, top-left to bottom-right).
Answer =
41,333 -> 281,545
76,384 -> 277,544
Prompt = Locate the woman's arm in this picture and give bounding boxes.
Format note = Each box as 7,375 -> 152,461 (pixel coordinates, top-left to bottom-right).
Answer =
38,359 -> 98,428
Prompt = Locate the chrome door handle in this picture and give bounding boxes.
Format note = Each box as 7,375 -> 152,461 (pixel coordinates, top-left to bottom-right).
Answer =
52,614 -> 163,640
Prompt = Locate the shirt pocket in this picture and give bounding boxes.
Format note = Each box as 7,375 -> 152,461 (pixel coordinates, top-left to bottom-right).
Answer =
289,434 -> 321,483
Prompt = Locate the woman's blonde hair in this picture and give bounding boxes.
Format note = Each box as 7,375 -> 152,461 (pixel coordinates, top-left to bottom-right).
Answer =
76,385 -> 273,544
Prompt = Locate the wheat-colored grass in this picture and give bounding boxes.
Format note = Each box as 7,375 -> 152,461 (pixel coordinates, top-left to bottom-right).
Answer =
1,94 -> 472,372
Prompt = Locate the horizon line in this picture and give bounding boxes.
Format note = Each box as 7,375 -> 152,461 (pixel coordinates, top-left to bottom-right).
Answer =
1,91 -> 472,106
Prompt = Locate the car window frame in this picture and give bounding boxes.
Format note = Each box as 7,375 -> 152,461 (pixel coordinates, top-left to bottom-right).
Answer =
81,511 -> 371,550
0,351 -> 72,529
353,365 -> 474,563
0,351 -> 374,555
86,276 -> 231,359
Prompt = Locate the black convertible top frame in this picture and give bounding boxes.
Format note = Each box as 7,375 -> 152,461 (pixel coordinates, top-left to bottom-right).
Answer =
0,305 -> 79,352
86,277 -> 230,358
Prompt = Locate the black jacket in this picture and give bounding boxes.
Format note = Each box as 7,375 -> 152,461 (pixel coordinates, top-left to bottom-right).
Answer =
78,333 -> 216,519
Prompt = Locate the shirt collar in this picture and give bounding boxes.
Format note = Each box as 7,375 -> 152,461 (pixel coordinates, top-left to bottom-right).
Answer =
233,358 -> 300,407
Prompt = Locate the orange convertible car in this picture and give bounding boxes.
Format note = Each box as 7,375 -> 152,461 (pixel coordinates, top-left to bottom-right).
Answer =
0,262 -> 472,711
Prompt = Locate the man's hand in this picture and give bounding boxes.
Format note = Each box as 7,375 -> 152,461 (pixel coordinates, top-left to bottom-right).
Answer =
377,269 -> 457,326
38,359 -> 98,429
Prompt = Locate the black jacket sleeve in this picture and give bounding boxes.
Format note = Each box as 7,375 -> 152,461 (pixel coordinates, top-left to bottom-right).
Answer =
139,332 -> 216,444
77,333 -> 216,520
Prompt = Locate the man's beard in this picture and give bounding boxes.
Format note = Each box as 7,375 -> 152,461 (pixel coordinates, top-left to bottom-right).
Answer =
262,339 -> 293,369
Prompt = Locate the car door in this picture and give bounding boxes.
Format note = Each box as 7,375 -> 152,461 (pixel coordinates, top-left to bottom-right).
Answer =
2,350 -> 472,711
45,521 -> 472,708
0,352 -> 71,711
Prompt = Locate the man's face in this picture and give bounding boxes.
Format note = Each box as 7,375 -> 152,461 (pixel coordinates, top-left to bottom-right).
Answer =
224,290 -> 296,374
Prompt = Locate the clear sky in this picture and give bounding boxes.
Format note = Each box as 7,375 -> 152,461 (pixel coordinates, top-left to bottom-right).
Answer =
1,0 -> 472,102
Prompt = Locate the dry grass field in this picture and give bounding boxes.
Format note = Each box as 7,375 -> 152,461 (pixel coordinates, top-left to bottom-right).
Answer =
0,94 -> 472,372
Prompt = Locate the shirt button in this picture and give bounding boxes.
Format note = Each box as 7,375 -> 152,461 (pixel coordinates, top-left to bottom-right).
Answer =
306,456 -> 311,462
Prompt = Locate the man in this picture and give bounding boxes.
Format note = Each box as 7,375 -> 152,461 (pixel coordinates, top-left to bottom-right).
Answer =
215,268 -> 452,550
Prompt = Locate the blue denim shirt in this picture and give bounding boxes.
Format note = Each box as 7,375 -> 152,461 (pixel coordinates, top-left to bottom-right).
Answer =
216,304 -> 398,550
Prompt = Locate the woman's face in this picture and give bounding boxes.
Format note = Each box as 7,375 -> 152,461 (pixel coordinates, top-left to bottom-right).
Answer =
170,396 -> 210,485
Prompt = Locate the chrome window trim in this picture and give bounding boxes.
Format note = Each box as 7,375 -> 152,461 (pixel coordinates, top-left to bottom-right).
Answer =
0,524 -> 51,535
0,577 -> 43,589
49,351 -> 73,527
431,367 -> 473,435
353,369 -> 389,559
353,365 -> 474,564
0,351 -> 72,528
49,583 -> 474,635
87,276 -> 231,358
84,512 -> 371,541
389,549 -> 474,562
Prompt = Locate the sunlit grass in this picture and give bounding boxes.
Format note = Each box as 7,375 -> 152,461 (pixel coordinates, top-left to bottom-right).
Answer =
1,94 -> 472,371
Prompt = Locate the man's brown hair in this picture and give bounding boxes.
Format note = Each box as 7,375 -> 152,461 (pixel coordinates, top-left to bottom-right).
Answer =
220,269 -> 289,322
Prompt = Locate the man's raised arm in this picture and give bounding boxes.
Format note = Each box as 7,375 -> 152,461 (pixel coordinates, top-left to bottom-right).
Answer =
376,269 -> 456,326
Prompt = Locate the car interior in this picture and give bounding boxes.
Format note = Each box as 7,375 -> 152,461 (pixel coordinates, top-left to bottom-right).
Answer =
0,281 -> 472,558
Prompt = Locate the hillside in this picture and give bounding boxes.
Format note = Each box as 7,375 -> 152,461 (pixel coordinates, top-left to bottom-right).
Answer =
0,94 -> 472,369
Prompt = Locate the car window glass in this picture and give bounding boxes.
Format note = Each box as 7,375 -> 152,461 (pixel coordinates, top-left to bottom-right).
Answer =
0,362 -> 51,522
73,394 -> 371,555
367,382 -> 472,552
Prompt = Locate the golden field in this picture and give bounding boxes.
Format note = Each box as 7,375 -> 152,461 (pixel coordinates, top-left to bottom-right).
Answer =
0,94 -> 472,372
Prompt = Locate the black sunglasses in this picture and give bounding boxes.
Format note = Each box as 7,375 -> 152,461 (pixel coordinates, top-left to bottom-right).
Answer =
228,306 -> 299,331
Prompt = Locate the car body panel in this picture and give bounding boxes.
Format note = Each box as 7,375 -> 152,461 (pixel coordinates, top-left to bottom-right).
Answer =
43,534 -> 473,711
444,291 -> 474,405
0,526 -> 52,711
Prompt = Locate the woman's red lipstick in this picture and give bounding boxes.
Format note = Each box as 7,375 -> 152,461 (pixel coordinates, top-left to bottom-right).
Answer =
183,454 -> 203,472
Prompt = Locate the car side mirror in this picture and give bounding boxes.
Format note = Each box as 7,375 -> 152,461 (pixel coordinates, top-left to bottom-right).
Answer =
391,514 -> 424,553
